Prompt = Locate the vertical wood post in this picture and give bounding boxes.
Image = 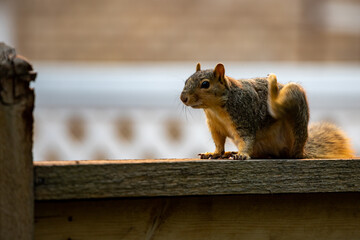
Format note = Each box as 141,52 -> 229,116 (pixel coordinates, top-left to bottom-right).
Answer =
0,43 -> 36,239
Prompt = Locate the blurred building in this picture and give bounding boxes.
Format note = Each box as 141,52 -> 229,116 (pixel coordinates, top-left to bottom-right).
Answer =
1,0 -> 359,160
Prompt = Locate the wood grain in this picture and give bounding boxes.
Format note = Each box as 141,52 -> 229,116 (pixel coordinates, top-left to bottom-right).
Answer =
34,158 -> 360,200
0,43 -> 36,239
35,193 -> 360,240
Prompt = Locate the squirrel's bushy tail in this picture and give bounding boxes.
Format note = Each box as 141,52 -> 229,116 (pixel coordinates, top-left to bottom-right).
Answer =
305,122 -> 355,159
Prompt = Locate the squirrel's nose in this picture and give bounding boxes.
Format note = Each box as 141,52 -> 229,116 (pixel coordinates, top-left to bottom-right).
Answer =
180,92 -> 188,104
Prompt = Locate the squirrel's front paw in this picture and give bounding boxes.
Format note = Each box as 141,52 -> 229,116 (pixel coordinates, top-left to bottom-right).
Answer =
198,152 -> 222,159
232,153 -> 251,160
222,151 -> 238,159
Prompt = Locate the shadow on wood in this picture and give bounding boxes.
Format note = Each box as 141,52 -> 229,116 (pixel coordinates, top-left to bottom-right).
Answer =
35,193 -> 360,240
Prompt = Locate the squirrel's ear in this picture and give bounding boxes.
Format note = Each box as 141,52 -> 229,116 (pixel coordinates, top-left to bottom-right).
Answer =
196,63 -> 201,72
214,63 -> 225,78
214,63 -> 229,88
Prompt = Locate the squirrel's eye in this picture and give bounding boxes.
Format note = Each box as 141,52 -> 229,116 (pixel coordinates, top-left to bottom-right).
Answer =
201,81 -> 210,89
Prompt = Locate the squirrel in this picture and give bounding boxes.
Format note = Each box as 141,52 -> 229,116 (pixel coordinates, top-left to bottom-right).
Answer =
180,63 -> 355,160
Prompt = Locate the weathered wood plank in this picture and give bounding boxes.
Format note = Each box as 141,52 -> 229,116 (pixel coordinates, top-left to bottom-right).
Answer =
35,193 -> 360,240
34,158 -> 360,200
0,43 -> 36,239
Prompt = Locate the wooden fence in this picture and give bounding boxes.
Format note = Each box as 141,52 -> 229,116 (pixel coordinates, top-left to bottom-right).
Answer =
1,43 -> 360,240
0,42 -> 36,239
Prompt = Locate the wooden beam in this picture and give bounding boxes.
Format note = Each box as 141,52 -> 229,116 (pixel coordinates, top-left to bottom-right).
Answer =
0,43 -> 36,239
35,193 -> 360,240
34,158 -> 360,200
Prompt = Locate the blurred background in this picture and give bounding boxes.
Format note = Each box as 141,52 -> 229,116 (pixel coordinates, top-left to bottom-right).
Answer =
1,0 -> 359,160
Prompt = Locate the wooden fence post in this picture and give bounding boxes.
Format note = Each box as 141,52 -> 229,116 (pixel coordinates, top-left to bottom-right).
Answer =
0,43 -> 36,239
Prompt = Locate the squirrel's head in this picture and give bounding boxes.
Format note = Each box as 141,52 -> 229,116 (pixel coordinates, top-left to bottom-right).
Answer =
180,63 -> 229,109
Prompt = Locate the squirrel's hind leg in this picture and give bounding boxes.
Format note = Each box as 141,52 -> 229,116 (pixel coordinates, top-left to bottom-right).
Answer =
267,73 -> 309,158
267,73 -> 280,118
267,73 -> 308,121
